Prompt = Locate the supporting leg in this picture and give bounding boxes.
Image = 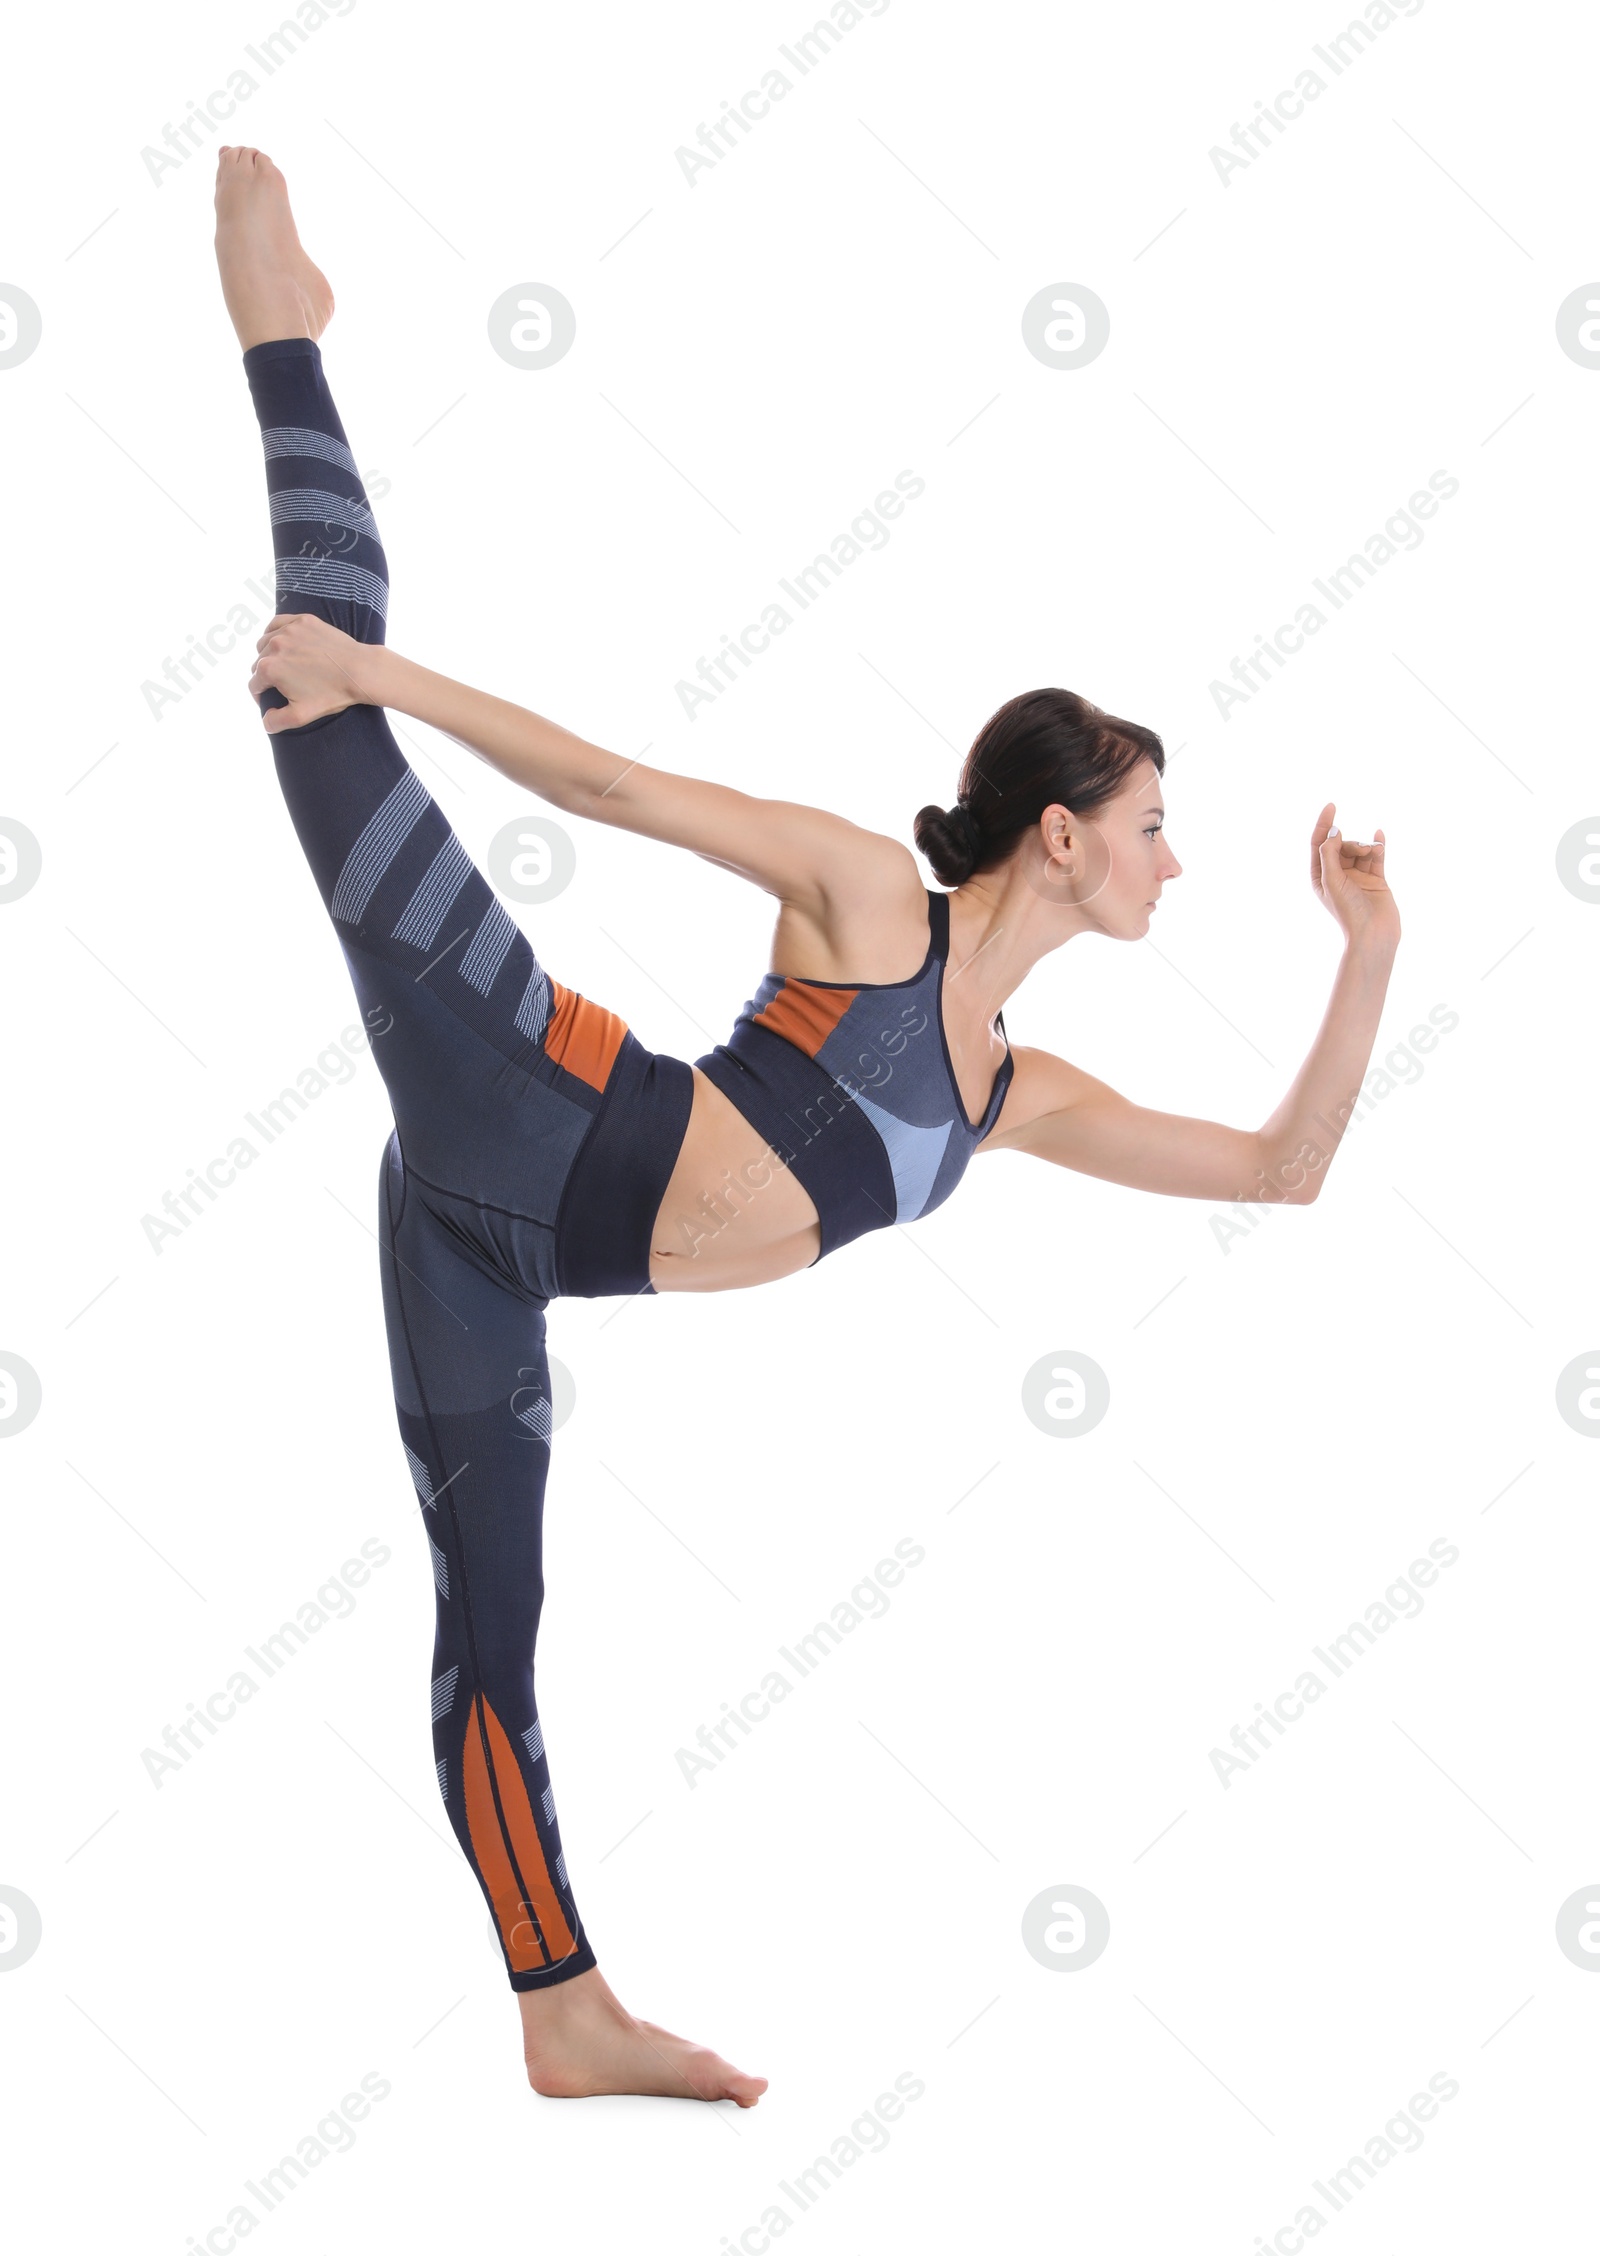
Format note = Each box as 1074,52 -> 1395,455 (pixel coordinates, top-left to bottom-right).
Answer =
380,1133 -> 593,1989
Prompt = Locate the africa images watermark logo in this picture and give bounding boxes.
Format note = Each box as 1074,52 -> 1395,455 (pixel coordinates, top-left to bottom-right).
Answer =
675,471 -> 926,721
139,1540 -> 393,1788
1207,472 -> 1460,722
1210,1005 -> 1460,1250
674,1538 -> 926,1786
1207,0 -> 1428,187
672,0 -> 893,187
1254,2070 -> 1460,2246
183,2071 -> 392,2246
139,1009 -> 391,1254
718,2069 -> 925,2248
1207,1537 -> 1460,1787
138,1 -> 361,186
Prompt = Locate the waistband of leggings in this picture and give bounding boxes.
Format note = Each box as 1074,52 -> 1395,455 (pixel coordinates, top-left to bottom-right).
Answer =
554,1032 -> 695,1297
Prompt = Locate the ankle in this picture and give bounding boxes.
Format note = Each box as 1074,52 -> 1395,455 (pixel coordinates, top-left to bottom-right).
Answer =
519,1968 -> 624,2046
228,295 -> 314,353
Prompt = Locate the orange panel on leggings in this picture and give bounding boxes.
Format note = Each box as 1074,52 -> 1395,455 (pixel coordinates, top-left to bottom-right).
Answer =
461,1694 -> 578,1970
543,981 -> 627,1092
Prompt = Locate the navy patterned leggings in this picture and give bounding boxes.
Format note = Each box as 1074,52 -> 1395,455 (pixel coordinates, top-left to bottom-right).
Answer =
243,338 -> 692,1989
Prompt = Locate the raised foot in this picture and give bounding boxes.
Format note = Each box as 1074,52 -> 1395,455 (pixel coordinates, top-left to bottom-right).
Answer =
519,1968 -> 767,2106
213,145 -> 335,351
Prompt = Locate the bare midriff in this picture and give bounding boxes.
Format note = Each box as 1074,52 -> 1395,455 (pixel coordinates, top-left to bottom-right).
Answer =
647,1067 -> 822,1293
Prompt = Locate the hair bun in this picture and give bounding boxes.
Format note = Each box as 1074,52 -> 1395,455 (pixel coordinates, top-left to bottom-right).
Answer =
913,799 -> 980,887
950,800 -> 982,860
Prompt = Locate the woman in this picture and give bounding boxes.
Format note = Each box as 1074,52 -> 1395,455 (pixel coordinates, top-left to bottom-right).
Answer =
214,147 -> 1399,2106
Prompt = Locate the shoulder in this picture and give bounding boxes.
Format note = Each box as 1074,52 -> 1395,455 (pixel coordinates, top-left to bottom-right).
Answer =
811,824 -> 925,902
771,833 -> 933,983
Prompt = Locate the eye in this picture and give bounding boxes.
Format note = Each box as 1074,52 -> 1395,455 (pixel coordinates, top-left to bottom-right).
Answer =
1143,821 -> 1164,838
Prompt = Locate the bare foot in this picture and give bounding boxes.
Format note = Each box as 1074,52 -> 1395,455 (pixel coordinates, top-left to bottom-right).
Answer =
518,1968 -> 767,2105
213,146 -> 335,351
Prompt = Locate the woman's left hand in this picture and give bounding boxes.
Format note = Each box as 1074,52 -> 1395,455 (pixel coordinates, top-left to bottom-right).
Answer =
1312,802 -> 1400,952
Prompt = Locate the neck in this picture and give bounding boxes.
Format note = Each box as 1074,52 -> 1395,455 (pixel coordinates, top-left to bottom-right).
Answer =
943,862 -> 1094,1018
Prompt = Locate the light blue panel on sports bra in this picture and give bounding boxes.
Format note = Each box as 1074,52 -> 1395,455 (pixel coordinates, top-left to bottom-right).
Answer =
847,1089 -> 953,1221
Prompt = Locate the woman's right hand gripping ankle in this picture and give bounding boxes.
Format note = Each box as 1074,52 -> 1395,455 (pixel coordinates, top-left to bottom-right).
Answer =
249,613 -> 382,732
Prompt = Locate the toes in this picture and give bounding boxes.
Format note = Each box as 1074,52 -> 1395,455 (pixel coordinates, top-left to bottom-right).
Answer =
690,2047 -> 759,2104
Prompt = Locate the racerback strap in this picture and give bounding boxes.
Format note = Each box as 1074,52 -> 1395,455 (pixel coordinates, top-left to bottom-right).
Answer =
925,886 -> 950,963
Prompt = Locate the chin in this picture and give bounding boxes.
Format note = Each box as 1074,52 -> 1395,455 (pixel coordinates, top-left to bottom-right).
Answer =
1094,901 -> 1156,940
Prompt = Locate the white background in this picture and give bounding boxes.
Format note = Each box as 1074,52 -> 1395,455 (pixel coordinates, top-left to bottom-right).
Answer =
2,1 -> 1596,2248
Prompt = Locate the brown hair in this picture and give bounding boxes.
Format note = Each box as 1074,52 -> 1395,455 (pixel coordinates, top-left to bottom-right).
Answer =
914,688 -> 1165,888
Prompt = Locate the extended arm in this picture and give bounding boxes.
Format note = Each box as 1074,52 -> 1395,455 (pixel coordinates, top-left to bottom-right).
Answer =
247,614 -> 905,913
984,817 -> 1401,1206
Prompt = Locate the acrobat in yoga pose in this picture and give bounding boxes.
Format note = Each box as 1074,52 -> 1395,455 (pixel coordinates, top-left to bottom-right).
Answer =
213,147 -> 1400,2104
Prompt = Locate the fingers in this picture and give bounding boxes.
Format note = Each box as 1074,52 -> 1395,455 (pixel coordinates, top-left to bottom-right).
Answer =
254,613 -> 335,650
246,609 -> 354,730
1311,800 -> 1389,903
256,613 -> 304,654
1314,812 -> 1385,861
247,664 -> 294,710
244,668 -> 292,727
1311,803 -> 1336,890
253,616 -> 326,672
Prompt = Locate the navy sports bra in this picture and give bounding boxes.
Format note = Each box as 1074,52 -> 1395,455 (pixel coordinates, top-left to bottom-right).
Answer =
693,888 -> 1015,1262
